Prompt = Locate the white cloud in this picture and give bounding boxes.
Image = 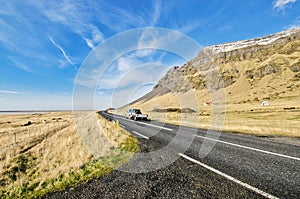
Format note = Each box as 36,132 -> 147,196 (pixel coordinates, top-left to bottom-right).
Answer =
81,27 -> 103,50
30,1 -> 105,49
118,65 -> 167,87
86,1 -> 164,32
90,25 -> 104,43
288,16 -> 300,28
138,30 -> 160,49
47,35 -> 76,69
0,90 -> 22,94
110,82 -> 155,108
151,0 -> 162,26
176,20 -> 204,34
273,0 -> 297,9
118,57 -> 138,72
76,27 -> 198,90
9,57 -> 32,73
97,63 -> 168,90
139,28 -> 184,49
96,64 -> 169,109
0,1 -> 168,75
90,3 -> 147,32
135,29 -> 174,57
83,38 -> 95,49
0,92 -> 73,110
0,2 -> 79,71
81,25 -> 104,49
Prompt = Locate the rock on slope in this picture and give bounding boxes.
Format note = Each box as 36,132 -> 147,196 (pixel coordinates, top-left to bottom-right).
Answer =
148,28 -> 300,104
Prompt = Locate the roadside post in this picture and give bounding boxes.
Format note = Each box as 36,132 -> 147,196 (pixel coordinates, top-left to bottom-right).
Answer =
116,120 -> 119,129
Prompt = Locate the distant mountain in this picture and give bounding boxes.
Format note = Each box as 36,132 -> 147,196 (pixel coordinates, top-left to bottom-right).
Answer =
118,28 -> 300,111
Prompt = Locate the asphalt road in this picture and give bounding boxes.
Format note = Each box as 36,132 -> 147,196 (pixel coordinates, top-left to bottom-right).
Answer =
98,111 -> 300,199
43,111 -> 300,198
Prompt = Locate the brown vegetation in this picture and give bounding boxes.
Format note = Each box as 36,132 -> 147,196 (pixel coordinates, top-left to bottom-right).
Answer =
0,111 -> 138,198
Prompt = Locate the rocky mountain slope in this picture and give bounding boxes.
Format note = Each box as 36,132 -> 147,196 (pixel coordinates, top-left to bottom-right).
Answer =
154,28 -> 300,98
114,28 -> 300,137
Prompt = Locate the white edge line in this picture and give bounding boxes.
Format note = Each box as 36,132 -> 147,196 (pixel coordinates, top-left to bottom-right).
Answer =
102,112 -> 299,161
120,124 -> 125,128
132,131 -> 149,139
178,153 -> 279,199
195,135 -> 300,161
102,112 -> 173,132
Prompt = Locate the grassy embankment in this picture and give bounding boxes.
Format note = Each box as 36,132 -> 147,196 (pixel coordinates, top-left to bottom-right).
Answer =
0,111 -> 138,198
113,84 -> 300,138
114,48 -> 300,138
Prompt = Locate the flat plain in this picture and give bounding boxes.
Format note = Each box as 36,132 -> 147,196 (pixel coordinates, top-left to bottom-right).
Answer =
0,111 -> 138,198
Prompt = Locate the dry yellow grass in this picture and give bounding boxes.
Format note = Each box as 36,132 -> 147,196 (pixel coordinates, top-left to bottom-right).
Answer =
113,74 -> 300,138
0,111 -> 138,198
112,34 -> 300,139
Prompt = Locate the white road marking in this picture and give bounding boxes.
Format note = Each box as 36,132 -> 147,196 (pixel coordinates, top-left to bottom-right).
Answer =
178,153 -> 279,199
102,112 -> 299,161
132,131 -> 149,139
195,135 -> 300,161
102,112 -> 173,131
135,121 -> 173,131
120,124 -> 125,128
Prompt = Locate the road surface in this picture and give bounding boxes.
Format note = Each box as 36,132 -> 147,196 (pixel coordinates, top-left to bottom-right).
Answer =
99,111 -> 300,198
43,111 -> 300,198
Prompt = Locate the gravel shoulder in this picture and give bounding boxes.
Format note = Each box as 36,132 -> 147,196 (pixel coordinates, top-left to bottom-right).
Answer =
42,136 -> 263,199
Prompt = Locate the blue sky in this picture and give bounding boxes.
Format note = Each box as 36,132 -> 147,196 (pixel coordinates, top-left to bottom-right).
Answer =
0,0 -> 299,110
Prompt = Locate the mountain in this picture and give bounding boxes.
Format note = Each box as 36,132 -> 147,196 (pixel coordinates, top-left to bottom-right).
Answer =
155,28 -> 300,94
114,28 -> 300,138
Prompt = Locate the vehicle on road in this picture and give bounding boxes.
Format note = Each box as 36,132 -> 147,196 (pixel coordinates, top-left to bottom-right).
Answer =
125,109 -> 148,120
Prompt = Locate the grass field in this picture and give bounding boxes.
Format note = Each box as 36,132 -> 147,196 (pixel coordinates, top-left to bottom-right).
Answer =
0,111 -> 138,198
113,82 -> 300,139
113,39 -> 300,140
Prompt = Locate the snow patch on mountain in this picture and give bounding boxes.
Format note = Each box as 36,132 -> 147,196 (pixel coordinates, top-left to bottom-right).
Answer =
204,28 -> 300,53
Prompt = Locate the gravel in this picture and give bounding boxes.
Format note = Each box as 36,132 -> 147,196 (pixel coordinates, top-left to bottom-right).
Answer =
42,137 -> 262,199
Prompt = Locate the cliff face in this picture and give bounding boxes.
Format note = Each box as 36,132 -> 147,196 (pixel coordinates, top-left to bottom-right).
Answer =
154,28 -> 300,97
114,28 -> 300,138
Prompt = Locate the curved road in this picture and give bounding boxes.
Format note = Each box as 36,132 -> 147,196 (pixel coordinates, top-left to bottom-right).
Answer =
44,111 -> 300,198
100,111 -> 300,198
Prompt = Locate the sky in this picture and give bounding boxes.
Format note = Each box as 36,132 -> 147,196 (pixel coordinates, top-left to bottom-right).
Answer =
0,0 -> 300,110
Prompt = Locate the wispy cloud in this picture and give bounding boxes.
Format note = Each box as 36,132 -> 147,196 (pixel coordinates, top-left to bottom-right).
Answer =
82,25 -> 104,49
97,61 -> 167,91
96,64 -> 169,108
118,56 -> 141,72
86,0 -> 165,32
47,35 -> 76,69
288,16 -> 300,28
0,90 -> 22,94
0,2 -> 79,72
9,57 -> 32,73
91,3 -> 147,32
76,27 -> 199,90
28,0 -> 166,50
273,0 -> 297,9
171,20 -> 204,34
30,1 -> 104,49
151,0 -> 162,26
